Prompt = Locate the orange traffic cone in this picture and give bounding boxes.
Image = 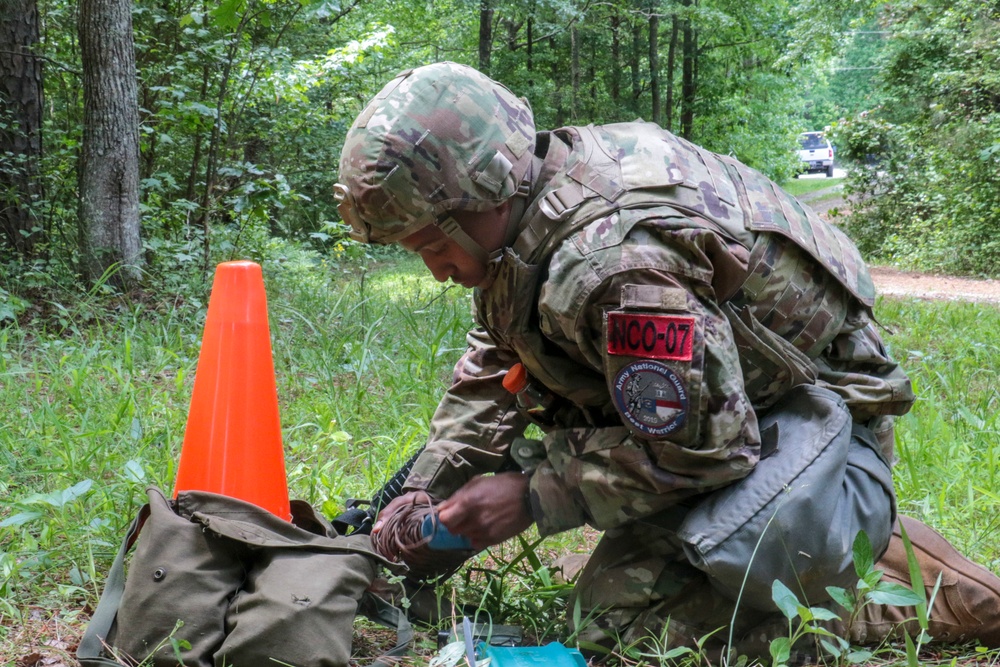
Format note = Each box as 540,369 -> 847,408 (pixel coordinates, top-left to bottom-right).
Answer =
174,260 -> 291,520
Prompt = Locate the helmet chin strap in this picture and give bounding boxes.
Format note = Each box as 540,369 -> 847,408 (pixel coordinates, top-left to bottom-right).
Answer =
436,160 -> 538,267
501,158 -> 538,255
433,156 -> 539,272
476,164 -> 538,291
435,215 -> 491,265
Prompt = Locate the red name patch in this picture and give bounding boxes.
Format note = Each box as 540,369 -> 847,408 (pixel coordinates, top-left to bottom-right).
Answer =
607,313 -> 695,361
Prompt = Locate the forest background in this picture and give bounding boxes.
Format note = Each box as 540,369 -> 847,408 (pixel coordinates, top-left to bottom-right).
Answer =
2,0 -> 1000,297
2,0 -> 1000,664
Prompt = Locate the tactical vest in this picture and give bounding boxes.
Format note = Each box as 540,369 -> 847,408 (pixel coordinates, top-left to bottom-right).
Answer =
476,122 -> 876,420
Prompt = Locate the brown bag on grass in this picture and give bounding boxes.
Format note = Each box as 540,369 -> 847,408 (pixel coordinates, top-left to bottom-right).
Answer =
77,486 -> 410,667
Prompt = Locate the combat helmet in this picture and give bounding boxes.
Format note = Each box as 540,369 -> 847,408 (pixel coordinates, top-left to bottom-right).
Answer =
335,62 -> 536,262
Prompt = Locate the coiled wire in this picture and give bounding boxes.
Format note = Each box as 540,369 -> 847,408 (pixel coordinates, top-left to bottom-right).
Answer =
371,491 -> 473,581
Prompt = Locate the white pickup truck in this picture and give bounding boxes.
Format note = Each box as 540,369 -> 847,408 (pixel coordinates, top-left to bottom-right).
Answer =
797,132 -> 835,178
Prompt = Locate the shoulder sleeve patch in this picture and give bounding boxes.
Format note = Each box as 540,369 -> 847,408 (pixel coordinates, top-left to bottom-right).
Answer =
612,360 -> 689,437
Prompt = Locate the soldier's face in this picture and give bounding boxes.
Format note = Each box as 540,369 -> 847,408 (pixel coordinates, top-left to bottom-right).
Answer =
399,204 -> 509,289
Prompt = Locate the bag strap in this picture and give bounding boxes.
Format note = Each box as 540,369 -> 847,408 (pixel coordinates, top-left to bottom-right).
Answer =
334,446 -> 426,536
358,589 -> 415,667
77,503 -> 150,666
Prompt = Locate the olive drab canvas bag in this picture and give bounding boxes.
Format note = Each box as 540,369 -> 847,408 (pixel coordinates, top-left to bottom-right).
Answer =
78,487 -> 411,667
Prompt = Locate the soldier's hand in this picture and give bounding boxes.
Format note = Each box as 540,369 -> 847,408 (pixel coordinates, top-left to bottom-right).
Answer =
437,472 -> 534,550
370,490 -> 474,579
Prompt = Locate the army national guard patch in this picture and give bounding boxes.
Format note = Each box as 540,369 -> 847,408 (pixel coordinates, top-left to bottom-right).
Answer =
613,360 -> 688,437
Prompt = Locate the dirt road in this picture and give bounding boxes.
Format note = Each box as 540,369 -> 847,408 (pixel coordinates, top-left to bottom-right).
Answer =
797,182 -> 1000,304
870,266 -> 1000,304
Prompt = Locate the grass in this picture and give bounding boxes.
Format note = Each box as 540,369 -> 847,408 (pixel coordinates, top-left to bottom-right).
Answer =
780,177 -> 845,198
1,250 -> 999,665
875,298 -> 1000,565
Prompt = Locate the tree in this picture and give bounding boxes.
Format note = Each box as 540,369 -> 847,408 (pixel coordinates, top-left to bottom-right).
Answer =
0,0 -> 44,256
664,11 -> 679,131
479,0 -> 493,73
679,0 -> 696,138
836,0 -> 1000,275
78,0 -> 142,286
648,4 -> 660,125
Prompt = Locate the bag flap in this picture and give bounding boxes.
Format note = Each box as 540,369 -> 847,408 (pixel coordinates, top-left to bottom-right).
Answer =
173,488 -> 398,568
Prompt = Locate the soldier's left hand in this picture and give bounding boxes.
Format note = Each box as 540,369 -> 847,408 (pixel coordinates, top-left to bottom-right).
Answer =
437,472 -> 534,550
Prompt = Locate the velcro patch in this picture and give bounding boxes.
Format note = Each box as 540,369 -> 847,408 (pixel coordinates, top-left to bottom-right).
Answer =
607,313 -> 695,361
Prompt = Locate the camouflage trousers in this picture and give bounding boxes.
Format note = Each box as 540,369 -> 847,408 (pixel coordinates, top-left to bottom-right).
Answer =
569,508 -> 762,652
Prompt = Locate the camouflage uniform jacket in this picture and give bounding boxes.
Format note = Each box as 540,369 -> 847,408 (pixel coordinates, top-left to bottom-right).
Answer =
405,122 -> 915,537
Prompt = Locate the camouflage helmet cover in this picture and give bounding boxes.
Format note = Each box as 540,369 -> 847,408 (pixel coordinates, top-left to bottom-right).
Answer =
336,62 -> 536,244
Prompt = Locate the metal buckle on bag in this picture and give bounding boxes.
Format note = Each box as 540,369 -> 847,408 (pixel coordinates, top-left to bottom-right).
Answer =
333,183 -> 370,242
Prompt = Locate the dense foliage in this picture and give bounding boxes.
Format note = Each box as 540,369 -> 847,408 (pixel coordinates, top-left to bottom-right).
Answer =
1,0 -> 844,310
1,0 -> 999,303
833,0 -> 1000,276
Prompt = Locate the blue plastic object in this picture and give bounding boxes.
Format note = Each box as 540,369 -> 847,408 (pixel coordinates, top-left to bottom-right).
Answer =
481,642 -> 587,667
421,513 -> 473,550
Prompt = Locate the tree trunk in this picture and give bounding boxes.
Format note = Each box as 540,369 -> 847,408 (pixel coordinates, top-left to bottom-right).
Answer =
526,14 -> 533,85
478,0 -> 493,74
610,12 -> 621,106
570,25 -> 579,120
630,17 -> 641,112
680,0 -> 696,139
551,52 -> 564,126
78,0 -> 142,286
665,15 -> 678,131
0,0 -> 44,256
588,40 -> 596,116
649,10 -> 660,125
184,64 -> 211,203
194,15 -> 247,271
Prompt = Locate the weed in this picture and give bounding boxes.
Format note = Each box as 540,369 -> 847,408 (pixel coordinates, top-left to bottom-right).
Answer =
766,531 -> 925,667
457,533 -> 575,644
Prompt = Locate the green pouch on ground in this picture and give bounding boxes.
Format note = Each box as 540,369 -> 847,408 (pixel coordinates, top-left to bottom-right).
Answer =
677,384 -> 896,610
77,486 -> 411,667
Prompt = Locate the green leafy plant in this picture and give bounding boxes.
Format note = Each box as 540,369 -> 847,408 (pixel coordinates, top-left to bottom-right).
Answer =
827,530 -> 927,655
623,623 -> 726,667
768,531 -> 926,667
895,520 -> 941,667
769,579 -> 845,667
